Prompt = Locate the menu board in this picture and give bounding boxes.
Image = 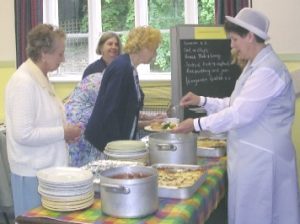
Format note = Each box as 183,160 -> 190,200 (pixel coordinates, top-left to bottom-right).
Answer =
171,26 -> 241,119
181,39 -> 238,97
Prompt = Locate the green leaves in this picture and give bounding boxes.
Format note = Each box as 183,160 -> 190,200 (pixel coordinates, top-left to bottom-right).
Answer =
77,0 -> 214,72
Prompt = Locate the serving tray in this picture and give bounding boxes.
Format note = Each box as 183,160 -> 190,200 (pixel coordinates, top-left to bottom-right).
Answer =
197,132 -> 227,157
152,164 -> 207,199
197,147 -> 226,157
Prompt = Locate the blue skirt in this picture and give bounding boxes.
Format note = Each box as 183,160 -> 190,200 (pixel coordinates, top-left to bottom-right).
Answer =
11,173 -> 41,217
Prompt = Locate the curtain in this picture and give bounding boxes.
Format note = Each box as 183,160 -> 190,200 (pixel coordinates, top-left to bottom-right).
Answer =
215,0 -> 250,25
15,0 -> 43,68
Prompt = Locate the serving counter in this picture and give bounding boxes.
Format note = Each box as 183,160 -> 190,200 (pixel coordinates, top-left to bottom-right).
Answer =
16,158 -> 226,224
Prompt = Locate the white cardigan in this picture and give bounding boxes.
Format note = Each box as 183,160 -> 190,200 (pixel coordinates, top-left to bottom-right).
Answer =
5,59 -> 67,176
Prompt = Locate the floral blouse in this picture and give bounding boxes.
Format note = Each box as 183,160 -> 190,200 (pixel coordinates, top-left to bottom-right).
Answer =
65,72 -> 104,167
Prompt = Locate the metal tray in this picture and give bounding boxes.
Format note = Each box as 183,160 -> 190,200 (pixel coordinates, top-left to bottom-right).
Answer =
198,130 -> 227,140
152,163 -> 207,199
197,132 -> 227,157
197,147 -> 226,157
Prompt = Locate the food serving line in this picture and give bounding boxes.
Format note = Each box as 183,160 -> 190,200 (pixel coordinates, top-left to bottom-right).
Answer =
16,160 -> 225,224
16,129 -> 227,224
16,157 -> 226,224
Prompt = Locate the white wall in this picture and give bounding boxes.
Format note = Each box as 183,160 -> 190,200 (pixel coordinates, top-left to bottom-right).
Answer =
0,0 -> 15,61
252,0 -> 300,54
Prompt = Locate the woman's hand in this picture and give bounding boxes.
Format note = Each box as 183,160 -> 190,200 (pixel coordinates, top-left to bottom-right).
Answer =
171,118 -> 194,133
180,92 -> 200,107
64,123 -> 81,143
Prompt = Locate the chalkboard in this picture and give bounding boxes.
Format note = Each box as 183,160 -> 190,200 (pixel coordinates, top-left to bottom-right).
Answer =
181,39 -> 240,97
171,26 -> 241,119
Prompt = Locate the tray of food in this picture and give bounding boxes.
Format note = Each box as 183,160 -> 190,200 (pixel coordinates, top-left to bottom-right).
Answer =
197,131 -> 227,157
197,138 -> 227,157
152,163 -> 207,199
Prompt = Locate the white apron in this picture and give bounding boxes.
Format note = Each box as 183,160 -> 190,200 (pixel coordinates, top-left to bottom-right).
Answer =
227,45 -> 300,224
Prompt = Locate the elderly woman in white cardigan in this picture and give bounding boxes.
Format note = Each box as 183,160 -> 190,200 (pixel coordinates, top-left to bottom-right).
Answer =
5,24 -> 81,217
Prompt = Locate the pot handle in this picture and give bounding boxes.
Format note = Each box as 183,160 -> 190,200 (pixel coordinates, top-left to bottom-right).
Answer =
156,143 -> 177,151
100,183 -> 130,194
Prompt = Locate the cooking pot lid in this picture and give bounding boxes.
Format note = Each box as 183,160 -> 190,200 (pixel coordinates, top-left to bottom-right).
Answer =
105,140 -> 146,153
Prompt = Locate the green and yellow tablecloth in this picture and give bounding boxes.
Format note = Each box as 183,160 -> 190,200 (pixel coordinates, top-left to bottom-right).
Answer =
16,158 -> 226,224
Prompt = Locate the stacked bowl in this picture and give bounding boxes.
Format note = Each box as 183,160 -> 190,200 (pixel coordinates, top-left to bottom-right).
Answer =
104,140 -> 149,165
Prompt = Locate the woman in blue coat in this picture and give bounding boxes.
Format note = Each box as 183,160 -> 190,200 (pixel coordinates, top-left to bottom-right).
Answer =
85,26 -> 161,151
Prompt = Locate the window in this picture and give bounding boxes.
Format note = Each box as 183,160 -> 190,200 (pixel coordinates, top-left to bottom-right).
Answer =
43,0 -> 215,81
57,0 -> 88,75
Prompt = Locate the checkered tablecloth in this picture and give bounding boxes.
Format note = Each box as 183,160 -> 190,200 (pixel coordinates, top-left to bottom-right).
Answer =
17,158 -> 226,224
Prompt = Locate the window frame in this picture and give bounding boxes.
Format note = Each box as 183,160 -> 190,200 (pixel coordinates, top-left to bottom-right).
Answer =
43,0 -> 198,82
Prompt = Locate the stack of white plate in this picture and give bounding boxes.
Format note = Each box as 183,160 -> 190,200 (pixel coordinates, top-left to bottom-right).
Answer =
104,140 -> 149,165
37,167 -> 94,211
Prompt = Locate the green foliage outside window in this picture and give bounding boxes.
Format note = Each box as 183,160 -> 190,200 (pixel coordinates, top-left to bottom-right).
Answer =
102,0 -> 134,31
148,0 -> 184,72
198,0 -> 215,24
149,0 -> 184,29
79,0 -> 215,72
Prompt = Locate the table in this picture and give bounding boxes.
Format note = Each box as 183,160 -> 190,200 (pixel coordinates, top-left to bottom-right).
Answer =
16,158 -> 226,224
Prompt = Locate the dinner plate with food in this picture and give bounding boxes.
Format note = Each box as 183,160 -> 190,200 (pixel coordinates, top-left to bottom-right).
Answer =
144,118 -> 179,132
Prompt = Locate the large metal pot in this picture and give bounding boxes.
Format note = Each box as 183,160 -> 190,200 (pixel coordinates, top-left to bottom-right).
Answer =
148,132 -> 197,165
99,166 -> 158,218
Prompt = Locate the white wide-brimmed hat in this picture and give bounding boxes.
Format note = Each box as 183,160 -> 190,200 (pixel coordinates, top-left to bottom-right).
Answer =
225,8 -> 270,40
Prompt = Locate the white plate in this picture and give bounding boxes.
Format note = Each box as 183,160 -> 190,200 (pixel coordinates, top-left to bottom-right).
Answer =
41,191 -> 94,202
144,125 -> 157,132
37,167 -> 93,185
42,198 -> 94,212
104,150 -> 148,158
38,180 -> 92,189
38,185 -> 94,197
144,125 -> 169,132
41,194 -> 94,206
105,140 -> 146,151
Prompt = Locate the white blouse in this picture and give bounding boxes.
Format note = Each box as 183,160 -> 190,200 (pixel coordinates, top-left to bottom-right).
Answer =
193,64 -> 286,133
